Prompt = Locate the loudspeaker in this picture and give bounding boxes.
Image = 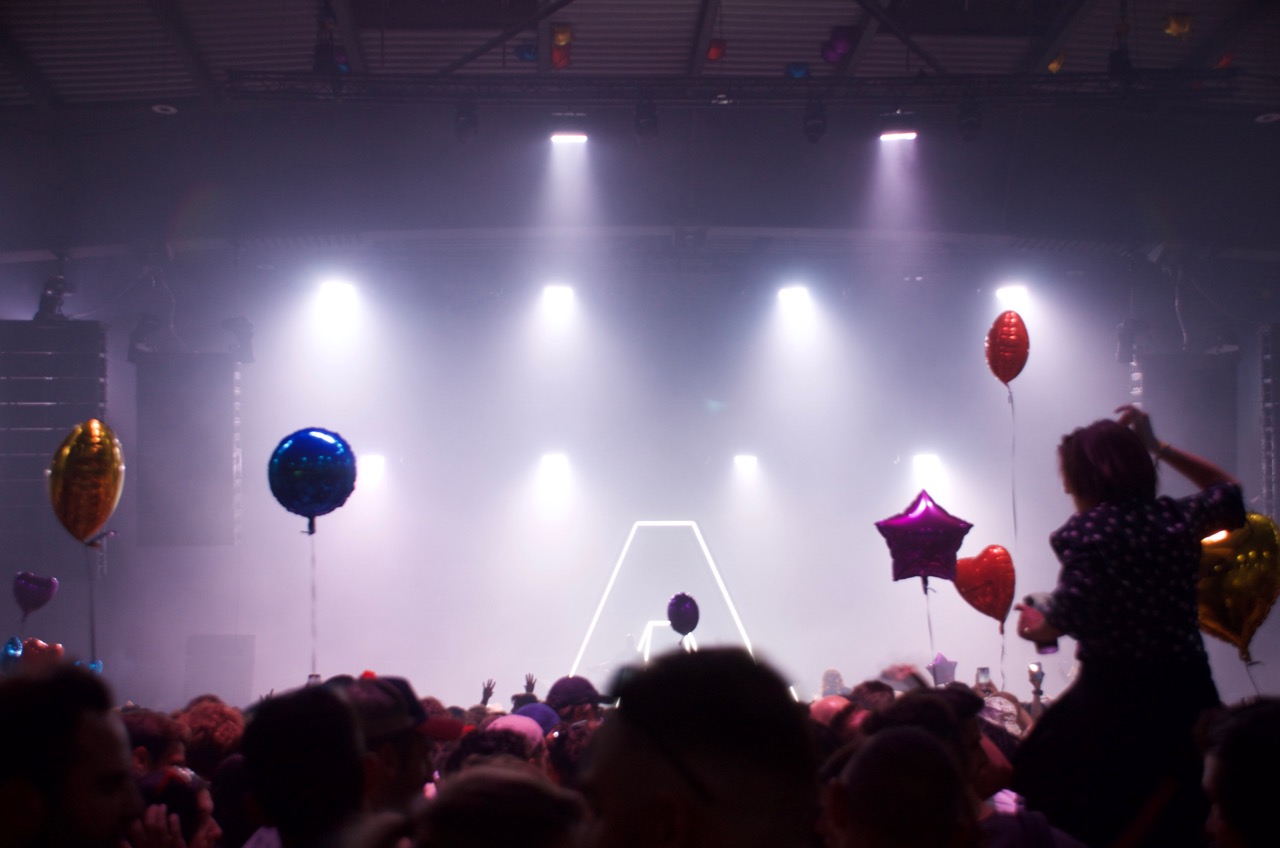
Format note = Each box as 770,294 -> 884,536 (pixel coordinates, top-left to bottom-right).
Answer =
183,634 -> 255,708
136,352 -> 237,546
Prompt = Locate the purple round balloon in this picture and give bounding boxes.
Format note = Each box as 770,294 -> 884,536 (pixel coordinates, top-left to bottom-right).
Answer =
13,572 -> 59,621
667,593 -> 700,636
875,490 -> 973,583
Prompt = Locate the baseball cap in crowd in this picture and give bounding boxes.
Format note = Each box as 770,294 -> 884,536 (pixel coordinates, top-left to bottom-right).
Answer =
514,702 -> 561,735
545,675 -> 606,711
344,676 -> 429,743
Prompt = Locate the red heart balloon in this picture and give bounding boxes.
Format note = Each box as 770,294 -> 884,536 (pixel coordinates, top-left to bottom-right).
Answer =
955,545 -> 1016,631
985,311 -> 1029,385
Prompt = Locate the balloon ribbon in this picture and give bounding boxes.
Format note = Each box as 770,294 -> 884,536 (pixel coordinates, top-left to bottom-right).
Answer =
310,532 -> 319,677
1008,385 -> 1019,545
923,577 -> 936,658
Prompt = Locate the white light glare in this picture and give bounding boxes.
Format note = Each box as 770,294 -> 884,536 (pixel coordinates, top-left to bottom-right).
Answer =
541,284 -> 576,319
912,453 -> 946,494
540,452 -> 570,475
777,286 -> 815,322
313,279 -> 359,331
879,131 -> 918,142
550,133 -> 588,144
996,284 -> 1030,311
536,452 -> 572,516
359,454 -> 385,487
734,454 -> 759,473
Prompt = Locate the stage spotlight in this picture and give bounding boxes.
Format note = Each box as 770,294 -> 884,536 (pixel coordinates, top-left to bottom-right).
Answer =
454,101 -> 479,142
912,453 -> 946,493
995,284 -> 1030,311
777,285 -> 813,314
537,452 -> 572,508
734,454 -> 759,473
541,284 -> 576,322
550,114 -> 589,143
359,454 -> 386,487
803,101 -> 826,143
879,111 -> 918,141
313,278 -> 359,331
958,96 -> 981,141
634,100 -> 658,140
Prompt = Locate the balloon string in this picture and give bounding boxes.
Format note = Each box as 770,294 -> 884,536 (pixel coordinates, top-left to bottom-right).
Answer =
1245,660 -> 1262,697
923,577 -> 936,658
1008,385 -> 1019,546
310,532 -> 318,677
1000,629 -> 1007,693
84,546 -> 98,663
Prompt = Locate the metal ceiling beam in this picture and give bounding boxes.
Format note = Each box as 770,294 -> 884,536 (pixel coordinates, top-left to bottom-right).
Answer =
1020,0 -> 1104,75
835,0 -> 903,77
331,0 -> 367,74
686,0 -> 720,77
0,21 -> 61,112
436,0 -> 579,77
146,0 -> 219,100
537,0 -> 551,74
225,68 -> 1237,108
849,0 -> 947,75
1179,0 -> 1277,69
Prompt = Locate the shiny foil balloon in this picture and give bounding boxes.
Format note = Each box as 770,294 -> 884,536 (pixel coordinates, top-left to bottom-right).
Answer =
955,545 -> 1016,632
268,428 -> 357,530
20,637 -> 64,674
13,572 -> 59,622
1199,513 -> 1280,662
876,490 -> 973,583
49,419 -> 126,544
985,310 -> 1030,385
667,593 -> 700,636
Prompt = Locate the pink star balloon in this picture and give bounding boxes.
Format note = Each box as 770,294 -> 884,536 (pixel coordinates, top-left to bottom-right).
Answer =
876,490 -> 973,584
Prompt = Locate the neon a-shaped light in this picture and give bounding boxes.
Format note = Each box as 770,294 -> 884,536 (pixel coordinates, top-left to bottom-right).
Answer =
569,520 -> 754,677
635,620 -> 698,663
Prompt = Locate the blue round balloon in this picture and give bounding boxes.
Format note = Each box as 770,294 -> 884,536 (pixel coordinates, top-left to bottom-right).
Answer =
268,428 -> 357,523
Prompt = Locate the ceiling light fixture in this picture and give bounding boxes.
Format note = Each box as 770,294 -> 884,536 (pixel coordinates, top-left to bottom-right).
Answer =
879,111 -> 917,141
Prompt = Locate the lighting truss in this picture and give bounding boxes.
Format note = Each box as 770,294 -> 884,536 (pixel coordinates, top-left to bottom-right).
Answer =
225,69 -> 1238,109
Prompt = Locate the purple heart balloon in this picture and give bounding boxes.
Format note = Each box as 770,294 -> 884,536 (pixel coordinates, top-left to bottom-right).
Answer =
14,572 -> 59,622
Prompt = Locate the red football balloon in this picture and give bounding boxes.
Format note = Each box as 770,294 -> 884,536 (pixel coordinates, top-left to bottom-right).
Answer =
955,545 -> 1016,631
985,311 -> 1029,385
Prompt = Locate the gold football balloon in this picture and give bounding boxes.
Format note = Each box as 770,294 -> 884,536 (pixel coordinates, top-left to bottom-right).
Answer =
1199,513 -> 1280,663
48,419 -> 126,544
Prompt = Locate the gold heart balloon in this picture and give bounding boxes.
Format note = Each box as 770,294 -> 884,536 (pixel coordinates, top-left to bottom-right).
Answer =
48,419 -> 126,544
1199,513 -> 1280,662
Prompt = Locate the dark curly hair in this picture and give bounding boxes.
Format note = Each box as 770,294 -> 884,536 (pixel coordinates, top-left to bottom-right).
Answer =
1059,418 -> 1157,507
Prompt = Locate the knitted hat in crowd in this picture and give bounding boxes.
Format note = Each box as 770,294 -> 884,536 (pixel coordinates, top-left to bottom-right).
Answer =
514,702 -> 561,735
544,676 -> 605,711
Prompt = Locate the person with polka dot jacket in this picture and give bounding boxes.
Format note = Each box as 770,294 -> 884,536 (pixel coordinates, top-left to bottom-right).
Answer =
1011,404 -> 1245,848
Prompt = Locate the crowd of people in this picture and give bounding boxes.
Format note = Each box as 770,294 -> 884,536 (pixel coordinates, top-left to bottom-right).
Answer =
2,410 -> 1277,848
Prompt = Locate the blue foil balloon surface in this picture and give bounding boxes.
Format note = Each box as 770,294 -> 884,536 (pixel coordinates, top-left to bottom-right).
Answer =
268,428 -> 357,527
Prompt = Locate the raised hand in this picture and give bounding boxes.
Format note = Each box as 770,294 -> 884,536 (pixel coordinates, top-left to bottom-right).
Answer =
524,673 -> 537,694
480,678 -> 496,706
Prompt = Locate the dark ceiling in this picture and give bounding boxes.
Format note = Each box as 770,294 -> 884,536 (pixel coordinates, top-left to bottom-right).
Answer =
0,1 -> 1277,268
